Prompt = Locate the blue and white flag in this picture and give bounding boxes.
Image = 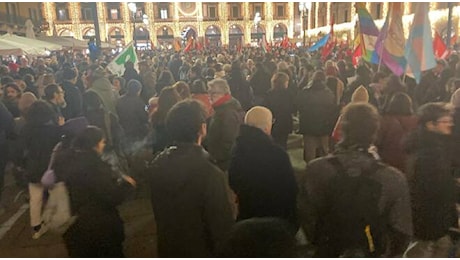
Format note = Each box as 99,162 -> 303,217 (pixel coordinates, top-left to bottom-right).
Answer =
308,34 -> 330,52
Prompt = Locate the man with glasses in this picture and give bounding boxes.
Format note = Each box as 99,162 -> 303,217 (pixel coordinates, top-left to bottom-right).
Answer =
205,78 -> 244,172
404,102 -> 458,257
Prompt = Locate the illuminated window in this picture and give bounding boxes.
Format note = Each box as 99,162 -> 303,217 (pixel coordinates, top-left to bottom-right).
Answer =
110,9 -> 120,20
160,9 -> 168,19
56,3 -> 69,21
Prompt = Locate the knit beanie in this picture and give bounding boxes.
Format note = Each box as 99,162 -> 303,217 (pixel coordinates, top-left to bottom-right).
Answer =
351,85 -> 369,103
451,88 -> 460,108
126,79 -> 142,96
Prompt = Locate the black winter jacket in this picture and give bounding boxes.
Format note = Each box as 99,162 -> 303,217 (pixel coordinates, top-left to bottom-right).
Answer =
263,88 -> 296,137
61,80 -> 83,120
19,122 -> 61,183
229,125 -> 298,228
296,80 -> 337,136
405,128 -> 458,240
54,149 -> 133,253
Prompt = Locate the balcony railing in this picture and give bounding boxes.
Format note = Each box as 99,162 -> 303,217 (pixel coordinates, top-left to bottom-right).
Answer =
228,16 -> 244,21
203,17 -> 219,21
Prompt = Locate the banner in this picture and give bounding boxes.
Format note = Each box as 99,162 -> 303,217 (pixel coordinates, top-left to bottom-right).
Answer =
106,43 -> 138,76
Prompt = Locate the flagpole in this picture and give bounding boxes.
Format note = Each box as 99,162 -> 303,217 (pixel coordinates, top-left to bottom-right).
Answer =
402,63 -> 408,82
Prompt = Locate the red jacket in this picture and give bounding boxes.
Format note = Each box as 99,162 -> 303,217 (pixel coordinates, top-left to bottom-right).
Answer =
377,115 -> 418,172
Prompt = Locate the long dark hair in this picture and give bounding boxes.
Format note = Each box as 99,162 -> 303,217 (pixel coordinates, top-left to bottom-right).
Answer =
25,100 -> 55,126
150,86 -> 182,126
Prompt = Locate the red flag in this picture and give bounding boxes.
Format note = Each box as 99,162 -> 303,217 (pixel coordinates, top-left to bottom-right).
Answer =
321,16 -> 335,60
261,37 -> 271,53
281,36 -> 290,49
184,38 -> 194,52
196,39 -> 203,51
174,39 -> 181,52
352,44 -> 362,66
433,31 -> 447,59
236,38 -> 242,54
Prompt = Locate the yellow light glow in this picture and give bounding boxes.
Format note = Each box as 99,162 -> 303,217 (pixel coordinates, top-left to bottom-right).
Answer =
31,2 -> 460,46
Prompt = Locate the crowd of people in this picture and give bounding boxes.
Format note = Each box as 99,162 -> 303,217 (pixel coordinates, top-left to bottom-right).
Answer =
0,44 -> 460,257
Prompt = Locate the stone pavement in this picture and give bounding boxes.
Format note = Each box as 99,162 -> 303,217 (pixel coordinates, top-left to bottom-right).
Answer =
0,134 -> 307,258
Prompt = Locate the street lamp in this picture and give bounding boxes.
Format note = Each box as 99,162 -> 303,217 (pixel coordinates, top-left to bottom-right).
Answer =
299,2 -> 311,47
128,2 -> 137,49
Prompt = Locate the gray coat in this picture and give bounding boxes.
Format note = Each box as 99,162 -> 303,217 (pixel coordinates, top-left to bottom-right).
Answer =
205,97 -> 244,171
298,145 -> 413,257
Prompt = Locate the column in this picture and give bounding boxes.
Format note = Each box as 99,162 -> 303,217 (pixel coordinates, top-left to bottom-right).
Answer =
264,3 -> 272,42
404,3 -> 411,15
314,2 -> 319,30
220,2 -> 229,45
69,3 -> 81,39
287,2 -> 294,38
197,2 -> 204,38
121,3 -> 132,44
382,2 -> 389,19
173,2 -> 181,37
42,3 -> 55,36
327,2 -> 332,25
96,2 -> 107,42
145,2 -> 155,45
350,3 -> 356,41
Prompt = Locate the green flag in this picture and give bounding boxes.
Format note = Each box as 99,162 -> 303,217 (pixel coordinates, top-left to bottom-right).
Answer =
107,43 -> 138,76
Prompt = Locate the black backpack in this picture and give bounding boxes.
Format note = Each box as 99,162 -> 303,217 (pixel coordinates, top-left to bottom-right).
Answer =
314,156 -> 387,257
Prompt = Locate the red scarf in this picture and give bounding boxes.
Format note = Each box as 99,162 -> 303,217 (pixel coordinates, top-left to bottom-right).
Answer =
212,94 -> 232,108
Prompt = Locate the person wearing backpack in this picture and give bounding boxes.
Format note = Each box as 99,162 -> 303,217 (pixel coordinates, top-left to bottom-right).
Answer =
298,103 -> 413,257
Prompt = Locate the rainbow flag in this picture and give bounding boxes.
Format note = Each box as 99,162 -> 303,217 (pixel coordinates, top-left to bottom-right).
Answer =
374,2 -> 407,75
404,2 -> 437,84
355,3 -> 380,63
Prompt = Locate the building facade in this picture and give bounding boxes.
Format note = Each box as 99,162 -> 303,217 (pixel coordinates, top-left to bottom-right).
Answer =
1,2 -> 459,49
0,3 -> 43,36
299,2 -> 460,45
39,2 -> 296,48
